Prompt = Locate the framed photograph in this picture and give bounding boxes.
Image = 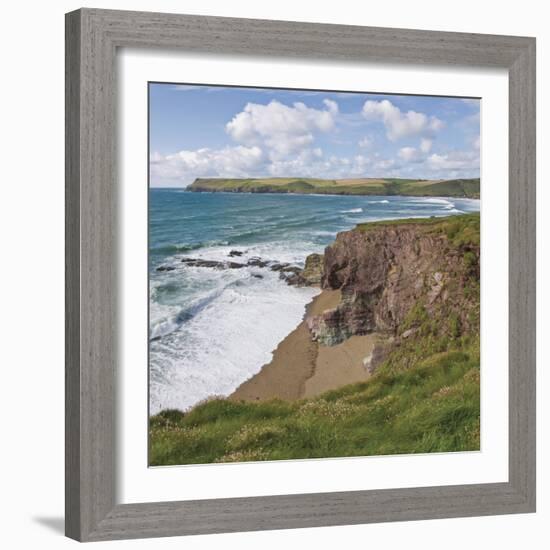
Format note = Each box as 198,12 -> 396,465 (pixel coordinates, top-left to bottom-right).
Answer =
65,8 -> 536,542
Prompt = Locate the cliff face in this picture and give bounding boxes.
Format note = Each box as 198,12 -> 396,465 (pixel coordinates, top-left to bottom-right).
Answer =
306,215 -> 480,348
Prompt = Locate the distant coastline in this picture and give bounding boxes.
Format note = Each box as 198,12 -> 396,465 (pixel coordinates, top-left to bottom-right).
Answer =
187,176 -> 480,199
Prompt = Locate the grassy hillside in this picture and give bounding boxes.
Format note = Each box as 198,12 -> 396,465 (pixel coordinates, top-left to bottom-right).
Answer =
149,213 -> 480,465
357,211 -> 481,246
150,345 -> 479,465
187,177 -> 480,199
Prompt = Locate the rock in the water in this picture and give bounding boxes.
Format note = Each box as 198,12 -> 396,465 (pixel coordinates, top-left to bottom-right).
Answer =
279,269 -> 305,286
280,266 -> 302,276
228,250 -> 245,257
181,258 -> 245,269
273,254 -> 324,287
269,262 -> 291,272
247,257 -> 269,268
276,265 -> 309,286
156,265 -> 176,272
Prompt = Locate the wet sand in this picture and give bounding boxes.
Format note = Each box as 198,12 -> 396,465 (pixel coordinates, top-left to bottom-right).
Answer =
230,289 -> 376,402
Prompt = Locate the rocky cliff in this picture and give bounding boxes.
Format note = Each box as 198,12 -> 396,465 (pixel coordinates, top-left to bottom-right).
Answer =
306,214 -> 480,360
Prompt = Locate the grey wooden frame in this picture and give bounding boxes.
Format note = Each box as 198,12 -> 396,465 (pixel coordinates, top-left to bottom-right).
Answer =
65,8 -> 536,542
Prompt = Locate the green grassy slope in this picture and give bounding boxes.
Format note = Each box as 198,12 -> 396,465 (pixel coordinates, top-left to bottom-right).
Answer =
187,177 -> 480,198
149,213 -> 481,465
150,345 -> 479,465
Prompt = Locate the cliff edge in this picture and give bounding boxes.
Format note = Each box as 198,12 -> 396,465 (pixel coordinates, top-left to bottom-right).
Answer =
307,213 -> 480,370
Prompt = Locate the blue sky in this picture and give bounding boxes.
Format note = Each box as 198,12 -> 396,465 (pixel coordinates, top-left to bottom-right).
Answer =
149,83 -> 480,188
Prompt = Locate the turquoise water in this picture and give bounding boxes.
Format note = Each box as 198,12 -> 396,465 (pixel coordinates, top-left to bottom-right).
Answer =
149,190 -> 480,413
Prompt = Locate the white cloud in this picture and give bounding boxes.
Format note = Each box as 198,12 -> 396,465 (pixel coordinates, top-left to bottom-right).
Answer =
323,98 -> 339,115
361,99 -> 444,141
358,136 -> 373,148
426,150 -> 479,172
398,138 -> 432,164
267,148 -> 371,178
473,135 -> 481,150
398,146 -> 421,162
373,158 -> 396,172
267,148 -> 323,177
151,143 -> 377,185
420,138 -> 433,153
150,97 -> 480,186
349,155 -> 371,175
226,99 -> 337,158
150,145 -> 264,185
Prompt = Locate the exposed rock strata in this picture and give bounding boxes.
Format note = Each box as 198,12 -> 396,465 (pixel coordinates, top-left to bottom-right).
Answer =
307,220 -> 479,351
301,253 -> 324,286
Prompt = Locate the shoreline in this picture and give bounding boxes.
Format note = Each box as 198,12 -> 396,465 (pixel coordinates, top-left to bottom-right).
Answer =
230,289 -> 378,403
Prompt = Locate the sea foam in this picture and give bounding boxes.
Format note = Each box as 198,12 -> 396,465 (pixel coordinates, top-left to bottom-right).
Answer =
340,207 -> 363,213
149,244 -> 319,414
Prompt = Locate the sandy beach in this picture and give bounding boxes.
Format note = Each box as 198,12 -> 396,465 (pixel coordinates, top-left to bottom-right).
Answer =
230,289 -> 377,402
304,333 -> 378,397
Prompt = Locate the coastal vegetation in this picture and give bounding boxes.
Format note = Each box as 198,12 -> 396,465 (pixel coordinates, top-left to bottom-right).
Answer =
150,213 -> 480,465
187,177 -> 480,199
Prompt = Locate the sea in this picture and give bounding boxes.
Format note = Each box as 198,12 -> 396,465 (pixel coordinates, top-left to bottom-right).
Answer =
149,190 -> 480,414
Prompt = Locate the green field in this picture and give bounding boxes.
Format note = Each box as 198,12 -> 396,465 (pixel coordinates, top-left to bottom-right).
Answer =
149,213 -> 480,465
187,177 -> 480,199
